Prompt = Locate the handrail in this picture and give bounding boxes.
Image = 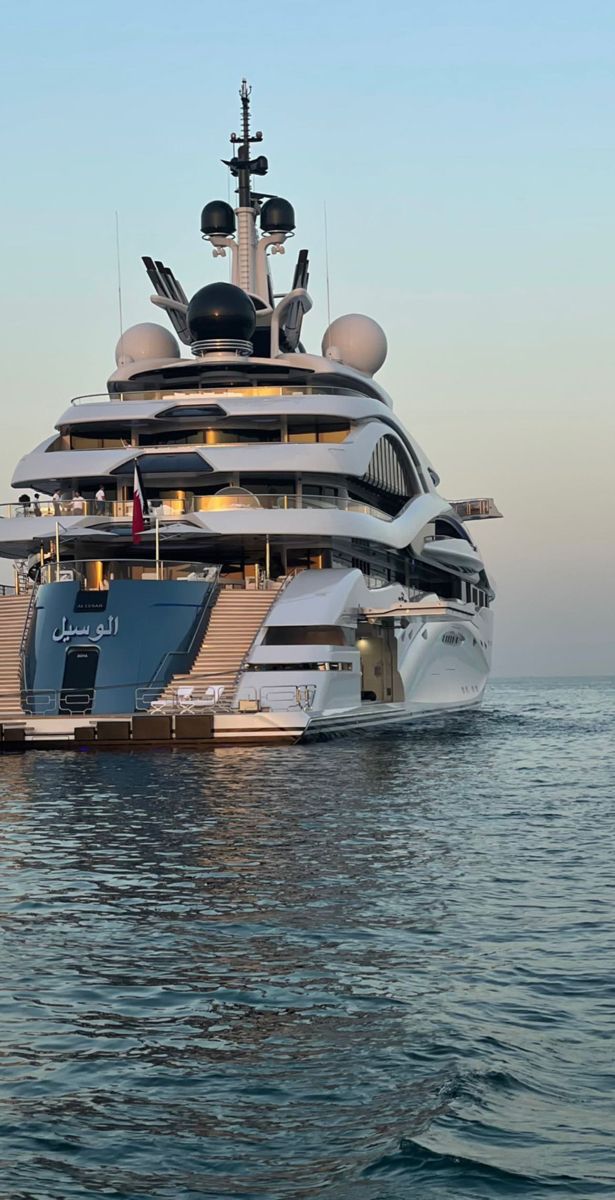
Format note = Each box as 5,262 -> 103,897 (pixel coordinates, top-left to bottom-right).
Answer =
0,678 -> 318,718
148,573 -> 293,713
214,581 -> 285,713
0,499 -> 155,519
451,497 -> 503,521
148,567 -> 221,686
18,575 -> 40,691
135,682 -> 317,715
69,384 -> 368,405
28,559 -> 302,589
190,495 -> 391,519
0,494 -> 392,521
237,568 -> 297,667
38,559 -> 217,586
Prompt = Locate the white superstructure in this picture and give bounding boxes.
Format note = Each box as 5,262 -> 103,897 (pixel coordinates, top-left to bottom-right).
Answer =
0,82 -> 501,744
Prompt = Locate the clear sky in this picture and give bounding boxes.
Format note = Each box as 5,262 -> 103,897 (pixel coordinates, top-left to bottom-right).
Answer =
1,0 -> 613,676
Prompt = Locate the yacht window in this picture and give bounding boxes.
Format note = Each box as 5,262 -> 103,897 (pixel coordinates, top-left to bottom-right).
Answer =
111,453 -> 212,476
287,419 -> 349,443
70,434 -> 128,449
161,405 -> 226,419
139,452 -> 212,475
263,626 -> 352,646
139,428 -> 206,447
238,476 -> 296,494
347,482 -> 402,518
139,425 -> 282,447
303,484 -> 339,498
137,418 -> 349,447
113,360 -> 377,399
53,415 -> 351,452
434,517 -> 472,543
246,661 -> 354,671
47,430 -> 131,450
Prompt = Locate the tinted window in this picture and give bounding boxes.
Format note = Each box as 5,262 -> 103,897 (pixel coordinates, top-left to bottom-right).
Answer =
111,453 -> 212,476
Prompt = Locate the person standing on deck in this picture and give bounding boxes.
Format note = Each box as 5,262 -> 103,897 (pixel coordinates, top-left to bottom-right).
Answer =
95,485 -> 106,516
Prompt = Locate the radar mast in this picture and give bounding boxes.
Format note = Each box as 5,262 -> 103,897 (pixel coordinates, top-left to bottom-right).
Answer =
196,83 -> 305,331
220,80 -> 267,292
229,79 -> 267,208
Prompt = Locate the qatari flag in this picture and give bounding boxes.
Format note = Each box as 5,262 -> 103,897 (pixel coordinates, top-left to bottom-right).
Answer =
131,460 -> 149,544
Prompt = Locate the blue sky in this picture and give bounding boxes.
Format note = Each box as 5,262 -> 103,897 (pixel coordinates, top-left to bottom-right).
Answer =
1,0 -> 614,674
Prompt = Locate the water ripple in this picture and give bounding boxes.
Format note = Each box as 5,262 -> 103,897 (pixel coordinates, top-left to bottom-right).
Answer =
0,678 -> 614,1197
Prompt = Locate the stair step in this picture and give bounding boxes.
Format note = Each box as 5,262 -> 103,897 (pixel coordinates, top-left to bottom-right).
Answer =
0,597 -> 32,717
156,586 -> 279,708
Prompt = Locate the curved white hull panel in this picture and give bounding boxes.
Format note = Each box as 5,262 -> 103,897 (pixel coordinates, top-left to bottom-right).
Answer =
222,574 -> 494,742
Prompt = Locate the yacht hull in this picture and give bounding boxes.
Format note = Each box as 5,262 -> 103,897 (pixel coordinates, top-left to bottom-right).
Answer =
1,608 -> 491,749
0,696 -> 485,750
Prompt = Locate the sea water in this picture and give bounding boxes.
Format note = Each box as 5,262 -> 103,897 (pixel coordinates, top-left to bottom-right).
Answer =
0,678 -> 613,1199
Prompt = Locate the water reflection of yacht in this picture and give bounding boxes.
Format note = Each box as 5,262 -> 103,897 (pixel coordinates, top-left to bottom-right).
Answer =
0,82 -> 501,747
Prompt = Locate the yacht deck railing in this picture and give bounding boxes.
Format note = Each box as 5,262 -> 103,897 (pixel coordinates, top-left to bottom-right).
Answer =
37,559 -> 219,586
135,683 -> 317,715
68,384 -> 369,405
451,497 -> 503,521
0,494 -> 392,521
148,567 -> 221,686
0,681 -> 317,718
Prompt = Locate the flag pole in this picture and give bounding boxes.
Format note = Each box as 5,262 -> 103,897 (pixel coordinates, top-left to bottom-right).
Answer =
155,517 -> 160,579
55,522 -> 60,581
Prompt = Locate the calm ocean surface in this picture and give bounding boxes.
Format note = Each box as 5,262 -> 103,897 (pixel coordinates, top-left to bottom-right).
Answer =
0,678 -> 613,1199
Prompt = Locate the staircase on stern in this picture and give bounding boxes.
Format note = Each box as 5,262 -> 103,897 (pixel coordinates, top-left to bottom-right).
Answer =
0,594 -> 31,717
157,586 -> 278,712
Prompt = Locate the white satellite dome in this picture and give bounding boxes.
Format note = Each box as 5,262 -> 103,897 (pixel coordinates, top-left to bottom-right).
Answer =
115,323 -> 180,367
322,313 -> 387,376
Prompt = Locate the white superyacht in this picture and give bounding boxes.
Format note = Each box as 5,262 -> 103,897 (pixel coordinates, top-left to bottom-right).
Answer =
0,82 -> 501,747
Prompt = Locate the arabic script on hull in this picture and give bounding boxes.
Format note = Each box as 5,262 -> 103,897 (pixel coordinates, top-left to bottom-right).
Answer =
52,615 -> 120,644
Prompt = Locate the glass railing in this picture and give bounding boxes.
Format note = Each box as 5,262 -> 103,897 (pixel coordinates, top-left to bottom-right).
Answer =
192,494 -> 392,519
135,682 -> 317,714
0,681 -> 318,718
0,499 -> 137,519
0,494 -> 393,521
69,384 -> 369,405
39,559 -> 219,586
451,497 -> 503,521
53,430 -> 350,450
0,498 -> 193,519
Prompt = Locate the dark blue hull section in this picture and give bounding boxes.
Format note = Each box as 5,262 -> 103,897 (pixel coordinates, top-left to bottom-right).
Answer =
24,579 -> 213,714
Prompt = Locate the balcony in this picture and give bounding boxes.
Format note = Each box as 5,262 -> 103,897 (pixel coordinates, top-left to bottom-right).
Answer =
451,497 -> 502,521
0,493 -> 393,522
68,384 -> 368,405
38,558 -> 219,586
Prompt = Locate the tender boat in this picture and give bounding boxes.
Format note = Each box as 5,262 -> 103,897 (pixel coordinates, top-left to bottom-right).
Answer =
0,82 -> 501,748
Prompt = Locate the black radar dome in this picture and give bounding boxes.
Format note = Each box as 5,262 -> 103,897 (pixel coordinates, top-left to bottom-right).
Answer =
260,197 -> 296,233
187,282 -> 257,342
201,200 -> 236,237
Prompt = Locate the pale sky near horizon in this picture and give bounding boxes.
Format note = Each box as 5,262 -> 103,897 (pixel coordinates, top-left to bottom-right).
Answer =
0,0 -> 613,676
